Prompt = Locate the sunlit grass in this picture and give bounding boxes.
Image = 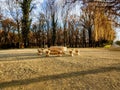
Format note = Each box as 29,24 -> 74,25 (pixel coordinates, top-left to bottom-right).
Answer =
0,48 -> 120,90
104,45 -> 111,48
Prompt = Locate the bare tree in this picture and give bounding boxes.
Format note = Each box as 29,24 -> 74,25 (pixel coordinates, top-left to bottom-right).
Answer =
79,5 -> 94,47
6,0 -> 22,48
45,0 -> 58,46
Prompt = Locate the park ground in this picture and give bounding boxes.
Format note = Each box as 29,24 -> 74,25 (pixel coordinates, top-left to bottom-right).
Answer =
0,48 -> 120,90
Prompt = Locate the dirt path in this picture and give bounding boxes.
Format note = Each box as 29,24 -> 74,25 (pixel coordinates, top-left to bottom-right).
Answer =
0,48 -> 120,90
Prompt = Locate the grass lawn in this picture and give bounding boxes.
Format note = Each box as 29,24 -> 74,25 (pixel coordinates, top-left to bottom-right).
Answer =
0,48 -> 120,90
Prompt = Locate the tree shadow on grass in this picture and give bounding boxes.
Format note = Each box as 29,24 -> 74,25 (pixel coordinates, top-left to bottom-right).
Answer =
0,65 -> 120,88
0,53 -> 37,59
0,53 -> 71,62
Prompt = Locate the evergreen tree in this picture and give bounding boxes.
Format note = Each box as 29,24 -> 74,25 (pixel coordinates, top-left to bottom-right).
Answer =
20,0 -> 32,48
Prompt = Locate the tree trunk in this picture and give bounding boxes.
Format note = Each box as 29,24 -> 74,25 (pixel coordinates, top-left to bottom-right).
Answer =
52,14 -> 57,46
88,27 -> 92,47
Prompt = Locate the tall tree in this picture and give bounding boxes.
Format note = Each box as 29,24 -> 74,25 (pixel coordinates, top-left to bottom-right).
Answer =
20,0 -> 33,48
79,5 -> 94,47
38,13 -> 46,48
94,9 -> 115,43
61,3 -> 71,47
45,0 -> 58,46
42,2 -> 51,47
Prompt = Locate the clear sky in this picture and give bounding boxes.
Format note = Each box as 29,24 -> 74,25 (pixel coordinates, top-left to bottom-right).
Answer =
40,0 -> 44,3
115,28 -> 120,41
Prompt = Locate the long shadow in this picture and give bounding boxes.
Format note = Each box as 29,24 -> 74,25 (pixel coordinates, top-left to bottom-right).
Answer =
0,53 -> 36,58
0,53 -> 41,62
0,53 -> 71,62
0,65 -> 120,88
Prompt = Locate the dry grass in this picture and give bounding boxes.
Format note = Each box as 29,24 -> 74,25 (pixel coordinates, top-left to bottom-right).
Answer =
0,48 -> 120,90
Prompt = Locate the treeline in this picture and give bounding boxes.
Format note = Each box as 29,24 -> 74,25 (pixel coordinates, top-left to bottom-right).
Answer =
0,0 -> 119,49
